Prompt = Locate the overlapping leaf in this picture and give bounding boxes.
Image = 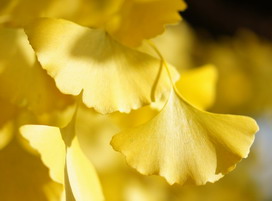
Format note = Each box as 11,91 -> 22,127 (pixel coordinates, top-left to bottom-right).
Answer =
1,0 -> 186,47
25,18 -> 179,114
111,89 -> 259,185
21,119 -> 104,201
106,0 -> 187,46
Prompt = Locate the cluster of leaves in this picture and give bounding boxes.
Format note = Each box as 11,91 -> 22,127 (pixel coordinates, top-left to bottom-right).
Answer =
0,0 -> 259,200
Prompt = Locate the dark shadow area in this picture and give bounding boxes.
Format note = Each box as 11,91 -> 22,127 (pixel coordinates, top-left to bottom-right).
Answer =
183,0 -> 272,40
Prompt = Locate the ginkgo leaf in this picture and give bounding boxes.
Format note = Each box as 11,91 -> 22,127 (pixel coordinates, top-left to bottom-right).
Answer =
0,27 -> 72,115
25,18 -> 179,114
105,0 -> 187,47
20,123 -> 104,201
20,125 -> 66,184
176,65 -> 218,110
66,137 -> 104,201
111,90 -> 259,185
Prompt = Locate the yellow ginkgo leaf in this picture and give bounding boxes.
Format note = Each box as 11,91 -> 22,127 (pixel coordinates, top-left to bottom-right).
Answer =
25,18 -> 179,114
20,125 -> 66,184
66,137 -> 104,201
176,64 -> 218,110
20,123 -> 104,201
111,90 -> 259,185
0,27 -> 72,115
105,0 -> 187,47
